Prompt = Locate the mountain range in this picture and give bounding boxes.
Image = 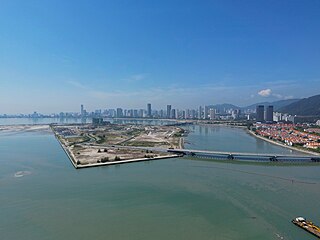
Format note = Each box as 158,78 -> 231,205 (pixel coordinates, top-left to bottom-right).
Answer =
241,99 -> 300,112
209,99 -> 301,112
278,94 -> 320,116
208,94 -> 320,116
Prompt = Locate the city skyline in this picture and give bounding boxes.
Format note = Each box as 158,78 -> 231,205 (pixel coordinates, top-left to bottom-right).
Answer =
0,102 -> 273,122
1,1 -> 320,113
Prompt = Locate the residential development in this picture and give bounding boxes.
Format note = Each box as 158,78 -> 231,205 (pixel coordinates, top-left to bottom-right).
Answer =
254,123 -> 320,152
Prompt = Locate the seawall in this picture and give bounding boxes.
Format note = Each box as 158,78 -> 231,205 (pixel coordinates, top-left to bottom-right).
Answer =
76,154 -> 180,169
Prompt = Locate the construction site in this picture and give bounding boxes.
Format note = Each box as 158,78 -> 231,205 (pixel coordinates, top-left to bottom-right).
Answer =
51,123 -> 185,168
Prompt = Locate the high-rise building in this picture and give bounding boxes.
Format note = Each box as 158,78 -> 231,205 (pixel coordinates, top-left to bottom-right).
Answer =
232,109 -> 241,119
209,108 -> 215,120
147,103 -> 152,117
138,109 -> 144,118
190,109 -> 196,119
133,109 -> 138,118
116,108 -> 123,118
204,106 -> 209,119
171,109 -> 176,119
266,105 -> 274,122
128,109 -> 133,117
273,112 -> 282,122
108,109 -> 116,117
167,105 -> 172,118
80,104 -> 84,117
256,105 -> 264,122
198,106 -> 203,119
185,109 -> 190,119
159,109 -> 164,118
182,110 -> 186,119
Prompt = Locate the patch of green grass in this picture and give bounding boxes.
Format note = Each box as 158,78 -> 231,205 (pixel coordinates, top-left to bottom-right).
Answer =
96,136 -> 106,144
126,141 -> 157,147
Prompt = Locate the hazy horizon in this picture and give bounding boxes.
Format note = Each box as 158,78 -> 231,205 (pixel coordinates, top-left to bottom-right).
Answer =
0,97 -> 303,115
1,1 -> 320,114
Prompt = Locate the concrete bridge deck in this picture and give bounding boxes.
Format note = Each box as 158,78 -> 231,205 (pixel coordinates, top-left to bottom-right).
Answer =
168,149 -> 320,162
170,148 -> 311,157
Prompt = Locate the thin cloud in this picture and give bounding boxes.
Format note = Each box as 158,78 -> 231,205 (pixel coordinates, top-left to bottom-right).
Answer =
67,80 -> 88,90
257,88 -> 294,100
272,93 -> 283,99
123,73 -> 148,83
258,89 -> 272,97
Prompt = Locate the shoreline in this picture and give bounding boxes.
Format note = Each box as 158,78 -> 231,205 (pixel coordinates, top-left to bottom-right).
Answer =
76,154 -> 180,169
53,130 -> 78,168
3,123 -> 319,168
247,129 -> 320,156
196,123 -> 247,128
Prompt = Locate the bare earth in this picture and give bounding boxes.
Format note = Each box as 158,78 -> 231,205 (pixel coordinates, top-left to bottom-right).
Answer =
52,123 -> 184,167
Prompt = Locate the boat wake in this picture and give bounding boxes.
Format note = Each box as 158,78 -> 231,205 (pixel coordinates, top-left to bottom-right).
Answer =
275,233 -> 284,239
14,171 -> 31,178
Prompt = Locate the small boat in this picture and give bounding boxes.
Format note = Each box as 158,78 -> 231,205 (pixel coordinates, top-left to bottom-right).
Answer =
292,216 -> 320,238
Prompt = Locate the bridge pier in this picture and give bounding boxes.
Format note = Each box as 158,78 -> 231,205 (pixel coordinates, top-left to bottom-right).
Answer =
311,157 -> 320,162
269,156 -> 278,162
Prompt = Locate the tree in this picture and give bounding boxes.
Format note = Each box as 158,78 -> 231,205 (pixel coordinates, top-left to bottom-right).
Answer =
101,157 -> 109,163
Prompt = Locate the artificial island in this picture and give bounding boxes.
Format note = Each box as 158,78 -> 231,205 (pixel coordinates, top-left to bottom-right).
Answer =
51,121 -> 185,168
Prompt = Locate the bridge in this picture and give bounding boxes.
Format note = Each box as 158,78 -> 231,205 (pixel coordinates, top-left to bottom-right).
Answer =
164,122 -> 193,127
78,143 -> 320,163
168,149 -> 320,163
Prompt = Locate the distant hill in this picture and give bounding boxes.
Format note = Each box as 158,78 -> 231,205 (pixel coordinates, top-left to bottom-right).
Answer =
205,100 -> 300,113
278,94 -> 320,116
243,99 -> 300,111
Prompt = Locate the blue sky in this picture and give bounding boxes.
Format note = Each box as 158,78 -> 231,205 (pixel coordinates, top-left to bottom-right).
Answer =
0,0 -> 319,113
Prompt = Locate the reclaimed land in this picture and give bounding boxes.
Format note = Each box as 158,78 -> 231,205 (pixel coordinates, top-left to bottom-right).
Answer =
51,123 -> 185,168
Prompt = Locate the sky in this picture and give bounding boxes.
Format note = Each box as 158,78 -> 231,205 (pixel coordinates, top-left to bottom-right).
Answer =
0,0 -> 320,114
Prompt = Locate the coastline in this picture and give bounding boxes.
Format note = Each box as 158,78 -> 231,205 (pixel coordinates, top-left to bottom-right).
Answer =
52,129 -> 78,168
76,154 -> 180,169
197,123 -> 247,128
247,129 -> 320,156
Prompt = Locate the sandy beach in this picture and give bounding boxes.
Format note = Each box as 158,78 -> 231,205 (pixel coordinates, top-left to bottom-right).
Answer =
0,124 -> 51,134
